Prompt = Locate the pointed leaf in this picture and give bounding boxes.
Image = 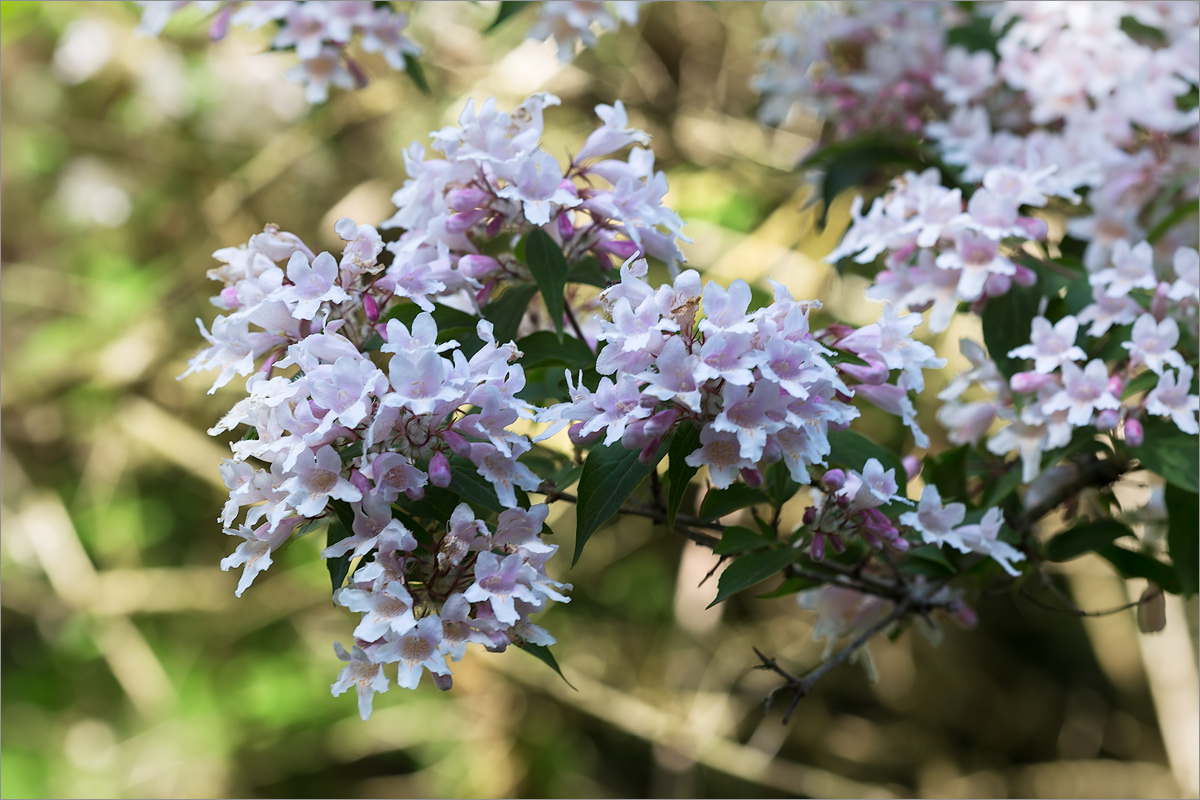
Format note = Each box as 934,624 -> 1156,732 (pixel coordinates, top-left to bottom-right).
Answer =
516,330 -> 594,371
1165,484 -> 1198,596
713,525 -> 771,555
485,1 -> 532,33
482,283 -> 539,344
402,54 -> 430,95
1096,545 -> 1182,594
326,498 -> 357,593
666,421 -> 701,530
523,228 -> 569,339
1045,519 -> 1134,562
1135,419 -> 1199,493
447,456 -> 505,513
573,438 -> 669,565
520,643 -> 576,689
709,548 -> 801,608
981,278 -> 1042,380
826,429 -> 906,486
699,483 -> 768,521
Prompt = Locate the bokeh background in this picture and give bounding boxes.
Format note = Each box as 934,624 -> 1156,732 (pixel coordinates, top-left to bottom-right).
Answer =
1,2 -> 1197,797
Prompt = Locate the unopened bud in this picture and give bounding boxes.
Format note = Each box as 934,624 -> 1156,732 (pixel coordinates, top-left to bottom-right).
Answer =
1015,217 -> 1048,242
1106,374 -> 1124,397
983,272 -> 1012,297
568,422 -> 603,447
447,187 -> 490,212
1096,409 -> 1120,430
602,238 -> 640,259
431,671 -> 454,692
637,439 -> 662,466
839,356 -> 889,385
349,468 -> 371,496
621,420 -> 651,450
446,209 -> 487,234
902,455 -> 922,481
1124,417 -> 1144,447
1010,370 -> 1058,394
218,286 -> 241,309
802,506 -> 818,526
810,533 -> 826,561
442,430 -> 472,457
209,5 -> 234,40
405,486 -> 425,502
1150,282 -> 1171,321
428,451 -> 451,488
557,212 -> 574,240
345,56 -> 369,89
458,254 -> 501,280
644,408 -> 679,439
485,215 -> 504,238
363,293 -> 379,322
821,469 -> 846,492
740,467 -> 764,488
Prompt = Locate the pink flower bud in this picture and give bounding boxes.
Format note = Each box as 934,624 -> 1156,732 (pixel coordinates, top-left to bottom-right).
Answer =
345,56 -> 369,89
485,215 -> 504,238
602,238 -> 640,259
984,272 -> 1012,297
209,5 -> 234,40
902,455 -> 922,481
1150,282 -> 1171,320
219,286 -> 242,309
475,281 -> 495,307
405,486 -> 425,502
349,468 -> 371,496
447,188 -> 490,212
839,354 -> 890,385
1010,371 -> 1058,394
810,532 -> 826,561
1012,263 -> 1038,287
1096,409 -> 1120,430
802,506 -> 818,526
428,451 -> 451,488
1124,417 -> 1144,447
446,209 -> 487,234
644,408 -> 679,439
740,467 -> 764,488
568,422 -> 603,446
1106,374 -> 1124,397
557,212 -> 574,240
431,671 -> 454,692
1015,217 -> 1048,241
442,430 -> 472,457
638,439 -> 662,466
457,254 -> 501,280
952,599 -> 979,629
621,420 -> 652,450
821,469 -> 846,492
363,293 -> 379,322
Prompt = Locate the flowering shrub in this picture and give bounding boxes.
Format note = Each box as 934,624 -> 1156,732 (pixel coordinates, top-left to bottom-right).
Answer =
177,0 -> 1198,723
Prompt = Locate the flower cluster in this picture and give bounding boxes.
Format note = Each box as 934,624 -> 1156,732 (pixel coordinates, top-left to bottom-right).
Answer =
539,259 -> 944,491
527,0 -> 641,62
828,165 -> 1055,332
330,502 -> 570,719
754,2 -> 955,134
381,92 -> 688,314
939,242 -> 1199,484
138,0 -> 419,102
181,214 -> 571,717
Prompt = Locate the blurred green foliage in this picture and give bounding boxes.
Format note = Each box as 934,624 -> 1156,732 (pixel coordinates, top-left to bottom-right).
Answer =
1,2 -> 1196,798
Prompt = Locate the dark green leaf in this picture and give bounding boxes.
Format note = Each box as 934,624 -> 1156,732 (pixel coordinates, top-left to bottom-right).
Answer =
900,544 -> 957,577
516,330 -> 594,371
768,459 -> 800,510
699,483 -> 768,521
326,499 -> 357,593
758,573 -> 822,598
1096,545 -> 1182,595
397,486 -> 461,523
1136,418 -> 1199,492
566,255 -> 610,288
447,456 -> 504,513
482,283 -> 539,344
523,228 -> 569,339
826,429 -> 907,488
924,445 -> 969,504
708,548 -> 800,607
1122,371 -> 1161,399
1165,484 -> 1198,596
1044,519 -> 1134,562
402,53 -> 431,95
799,135 -> 932,229
573,437 -> 669,565
981,466 -> 1022,508
520,643 -> 576,689
713,525 -> 771,555
485,0 -> 532,33
982,279 -> 1042,380
666,421 -> 701,530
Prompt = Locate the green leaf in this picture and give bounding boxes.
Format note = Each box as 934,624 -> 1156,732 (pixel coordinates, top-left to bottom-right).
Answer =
1044,519 -> 1134,562
1122,370 -> 1161,399
758,573 -> 822,599
523,228 -> 569,339
713,525 -> 771,555
566,255 -> 610,288
708,548 -> 801,608
981,466 -> 1021,509
520,643 -> 576,690
666,421 -> 701,530
573,438 -> 669,565
768,459 -> 800,510
900,544 -> 957,577
1135,419 -> 1200,492
1096,545 -> 1182,595
826,429 -> 906,487
325,499 -> 357,593
1165,484 -> 1198,596
397,486 -> 461,523
485,0 -> 532,33
447,456 -> 504,513
402,53 -> 431,95
924,445 -> 969,504
482,283 -> 539,344
699,483 -> 768,521
799,135 -> 933,229
982,279 -> 1042,381
516,330 -> 594,371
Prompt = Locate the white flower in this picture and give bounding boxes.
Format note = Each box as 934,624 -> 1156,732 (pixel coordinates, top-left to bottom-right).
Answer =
1145,365 -> 1200,435
1123,314 -> 1186,375
1008,315 -> 1087,374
